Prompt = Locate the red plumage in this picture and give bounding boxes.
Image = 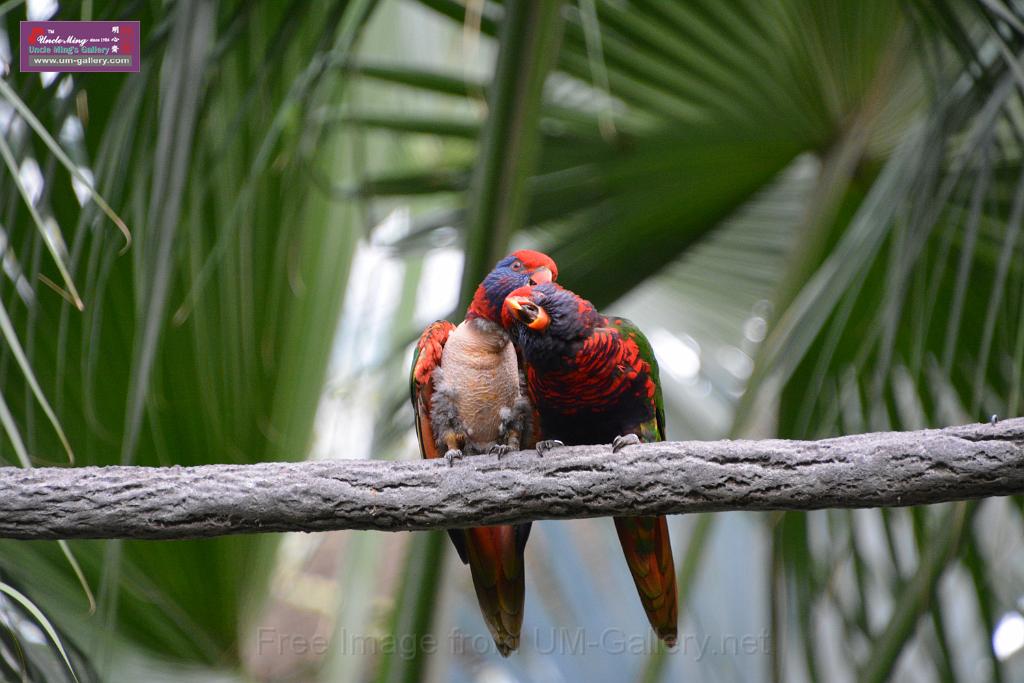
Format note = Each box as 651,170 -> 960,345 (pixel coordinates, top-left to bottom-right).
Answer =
410,252 -> 556,655
503,283 -> 678,646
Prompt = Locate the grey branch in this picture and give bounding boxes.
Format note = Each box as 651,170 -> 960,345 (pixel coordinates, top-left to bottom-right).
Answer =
1,419 -> 1022,541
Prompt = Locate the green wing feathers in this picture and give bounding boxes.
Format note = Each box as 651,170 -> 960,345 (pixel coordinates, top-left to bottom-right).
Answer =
610,317 -> 677,645
611,316 -> 666,440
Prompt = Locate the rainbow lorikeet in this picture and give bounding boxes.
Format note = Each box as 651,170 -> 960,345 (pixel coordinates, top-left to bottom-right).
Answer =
501,282 -> 679,646
410,250 -> 557,656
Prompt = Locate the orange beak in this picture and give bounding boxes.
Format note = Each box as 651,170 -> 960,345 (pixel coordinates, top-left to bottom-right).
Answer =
529,266 -> 554,285
505,295 -> 551,331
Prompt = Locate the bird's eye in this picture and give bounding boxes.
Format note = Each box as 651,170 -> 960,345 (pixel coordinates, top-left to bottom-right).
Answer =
511,261 -> 523,271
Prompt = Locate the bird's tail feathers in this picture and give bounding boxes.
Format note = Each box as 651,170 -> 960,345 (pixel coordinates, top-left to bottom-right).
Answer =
614,515 -> 679,646
465,524 -> 530,656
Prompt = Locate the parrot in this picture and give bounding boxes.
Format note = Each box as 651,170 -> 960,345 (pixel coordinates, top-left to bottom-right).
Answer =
410,249 -> 558,656
501,282 -> 679,646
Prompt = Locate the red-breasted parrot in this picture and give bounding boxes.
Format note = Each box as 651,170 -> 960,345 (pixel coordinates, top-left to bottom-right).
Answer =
501,282 -> 679,646
410,250 -> 557,656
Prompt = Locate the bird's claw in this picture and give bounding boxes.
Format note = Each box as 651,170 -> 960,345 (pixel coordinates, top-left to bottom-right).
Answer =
611,434 -> 641,453
489,444 -> 513,458
535,440 -> 564,457
444,449 -> 464,466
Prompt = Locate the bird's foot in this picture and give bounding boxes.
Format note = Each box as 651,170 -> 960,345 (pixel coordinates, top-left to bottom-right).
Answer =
611,434 -> 641,453
488,443 -> 514,459
535,440 -> 564,457
444,449 -> 464,466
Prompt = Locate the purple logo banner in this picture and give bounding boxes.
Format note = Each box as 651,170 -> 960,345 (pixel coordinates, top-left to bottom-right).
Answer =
20,21 -> 140,73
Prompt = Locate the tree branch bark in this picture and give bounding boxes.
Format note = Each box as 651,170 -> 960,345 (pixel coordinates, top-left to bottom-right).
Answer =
1,419 -> 1021,541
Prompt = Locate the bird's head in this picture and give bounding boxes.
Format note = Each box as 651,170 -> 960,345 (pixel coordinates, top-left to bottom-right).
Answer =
502,283 -> 599,363
466,250 -> 557,322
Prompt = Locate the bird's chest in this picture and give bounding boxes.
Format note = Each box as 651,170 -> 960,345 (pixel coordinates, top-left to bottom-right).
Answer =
437,321 -> 520,448
529,357 -> 654,446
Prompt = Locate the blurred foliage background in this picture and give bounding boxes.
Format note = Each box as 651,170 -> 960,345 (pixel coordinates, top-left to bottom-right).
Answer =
0,0 -> 1022,681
